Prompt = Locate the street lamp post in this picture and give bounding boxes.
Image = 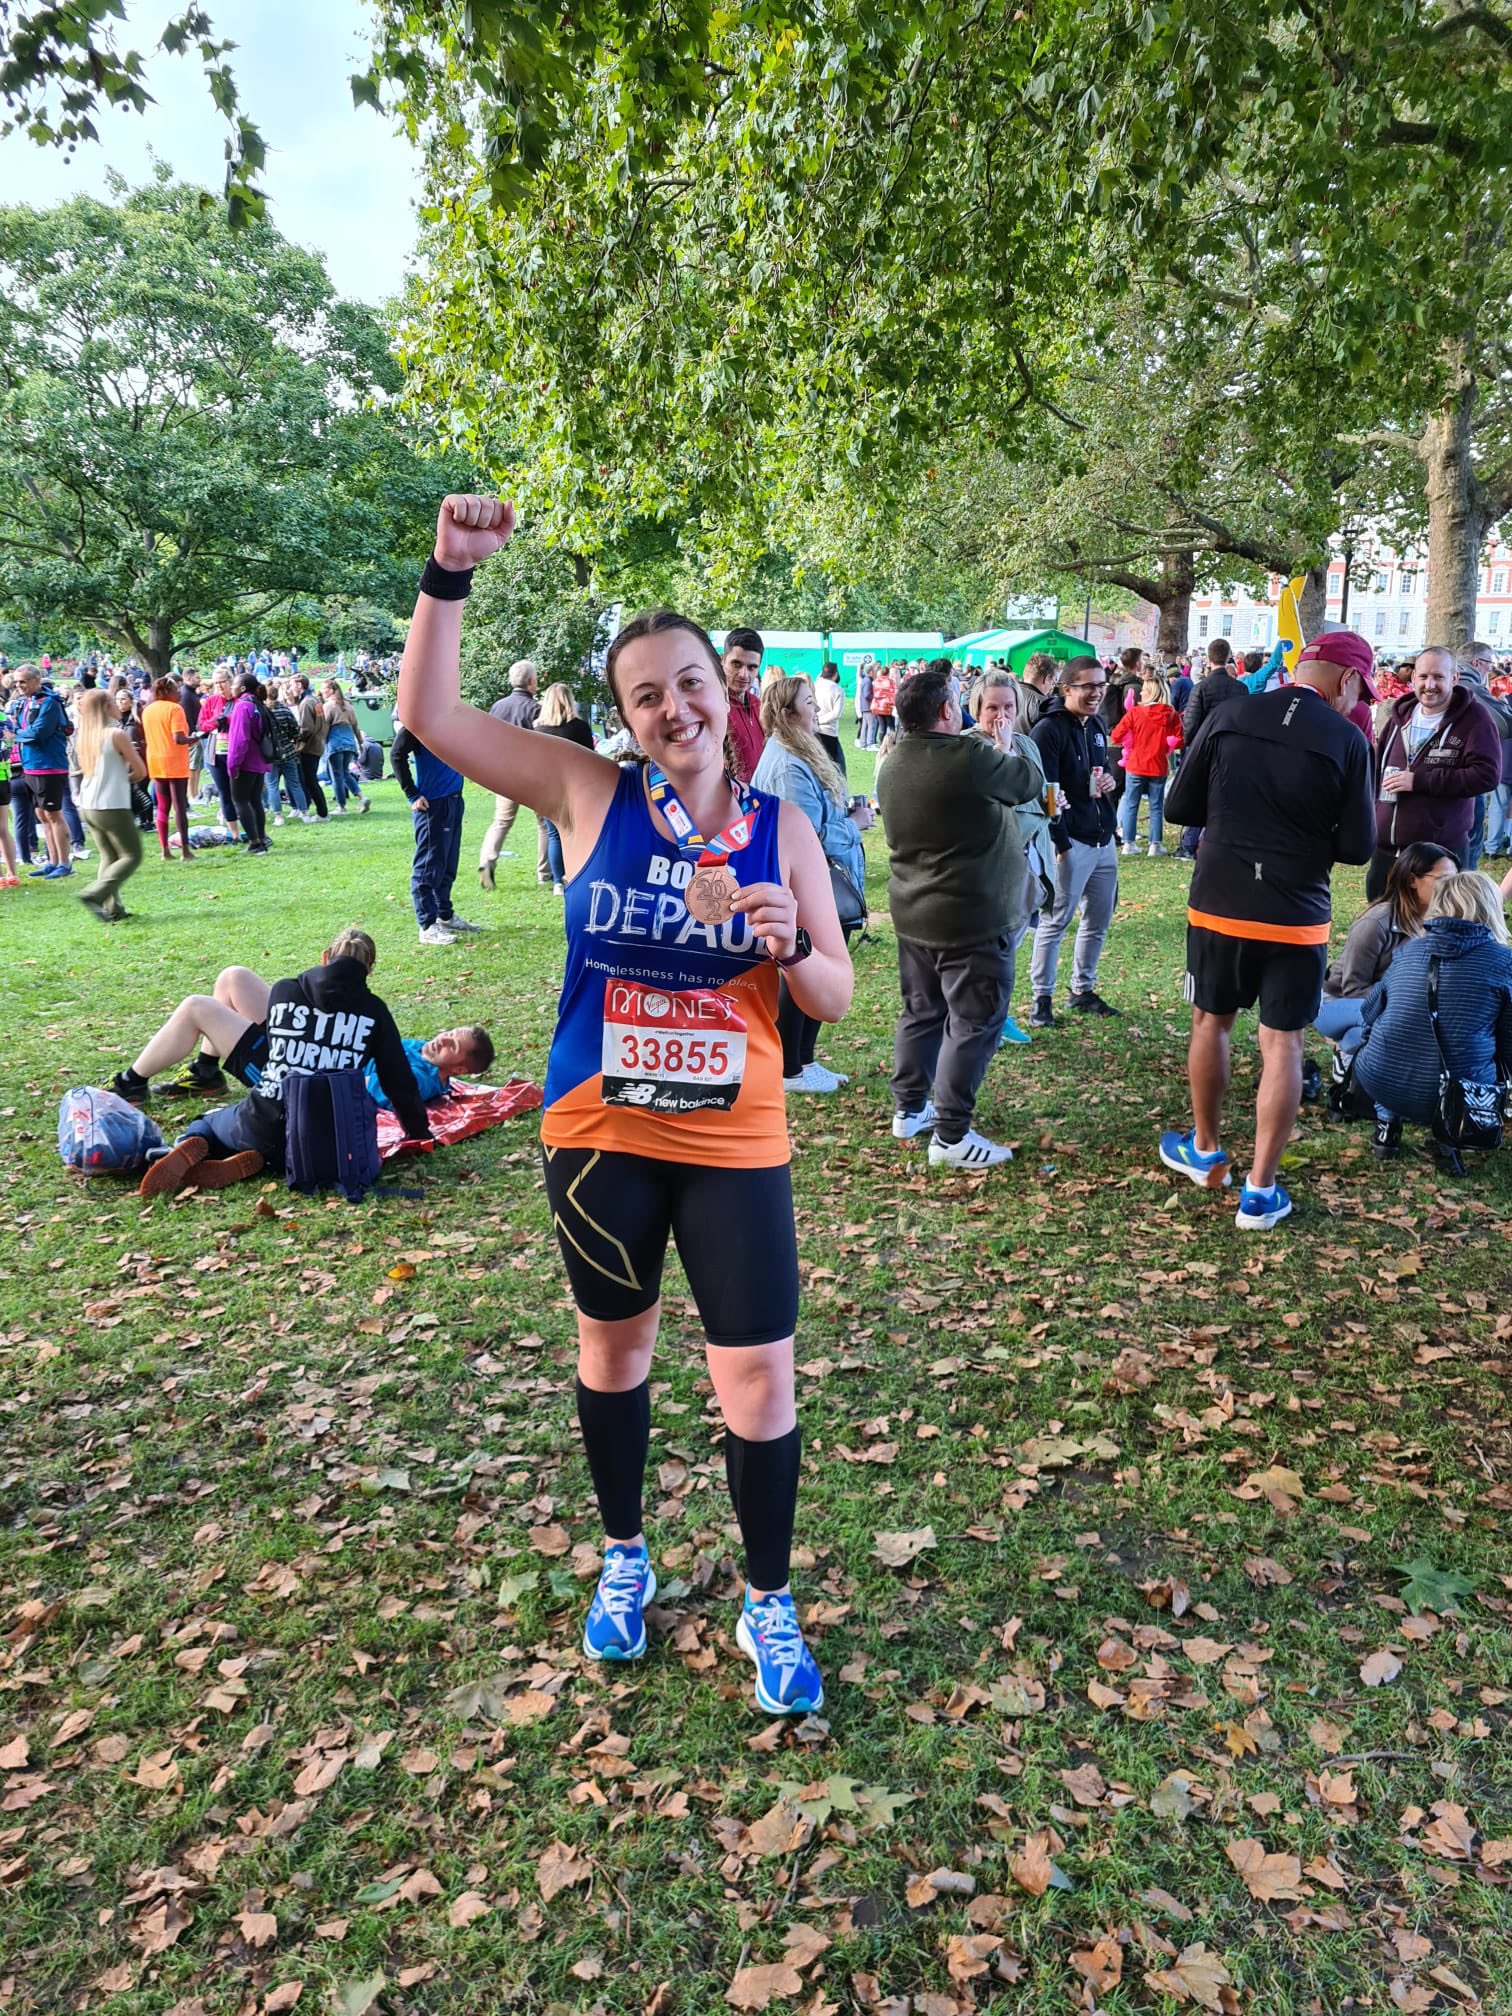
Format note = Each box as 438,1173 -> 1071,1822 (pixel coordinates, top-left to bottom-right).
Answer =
1338,521 -> 1362,626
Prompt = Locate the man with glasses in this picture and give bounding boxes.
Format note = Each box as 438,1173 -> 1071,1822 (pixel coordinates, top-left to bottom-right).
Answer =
1027,657 -> 1121,1025
1160,632 -> 1377,1230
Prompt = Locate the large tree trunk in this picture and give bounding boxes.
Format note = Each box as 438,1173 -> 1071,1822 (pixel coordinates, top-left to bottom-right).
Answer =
1298,564 -> 1328,638
145,616 -> 174,682
1155,550 -> 1195,658
1421,368 -> 1484,652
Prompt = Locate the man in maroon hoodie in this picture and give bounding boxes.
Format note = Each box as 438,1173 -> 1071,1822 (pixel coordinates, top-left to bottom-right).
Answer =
1367,648 -> 1501,898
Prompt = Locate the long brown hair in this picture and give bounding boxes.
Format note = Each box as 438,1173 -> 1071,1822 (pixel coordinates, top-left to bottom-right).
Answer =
73,687 -> 116,777
759,676 -> 847,807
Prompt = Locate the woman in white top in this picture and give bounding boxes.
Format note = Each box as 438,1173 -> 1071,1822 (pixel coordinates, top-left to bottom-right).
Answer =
74,688 -> 148,921
813,664 -> 847,780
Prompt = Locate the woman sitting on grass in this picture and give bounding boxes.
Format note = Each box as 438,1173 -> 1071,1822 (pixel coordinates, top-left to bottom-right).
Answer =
1351,870 -> 1512,1173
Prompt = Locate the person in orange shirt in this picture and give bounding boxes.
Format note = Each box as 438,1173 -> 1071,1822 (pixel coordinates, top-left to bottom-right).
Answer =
141,676 -> 193,862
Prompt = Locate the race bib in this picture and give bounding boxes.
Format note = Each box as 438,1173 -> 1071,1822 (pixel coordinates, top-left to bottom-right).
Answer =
601,981 -> 747,1114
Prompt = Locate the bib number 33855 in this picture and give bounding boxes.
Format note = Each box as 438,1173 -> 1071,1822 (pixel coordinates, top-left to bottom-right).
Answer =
601,981 -> 747,1113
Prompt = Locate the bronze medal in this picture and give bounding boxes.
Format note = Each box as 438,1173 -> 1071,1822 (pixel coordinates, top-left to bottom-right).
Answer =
685,865 -> 737,925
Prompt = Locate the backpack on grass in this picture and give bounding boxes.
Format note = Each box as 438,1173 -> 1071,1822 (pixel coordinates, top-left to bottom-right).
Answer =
58,1086 -> 163,1174
282,1070 -> 381,1203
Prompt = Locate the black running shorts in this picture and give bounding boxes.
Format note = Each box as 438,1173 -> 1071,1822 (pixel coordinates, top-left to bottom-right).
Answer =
223,1018 -> 270,1086
28,773 -> 65,812
541,1146 -> 799,1347
1184,924 -> 1327,1032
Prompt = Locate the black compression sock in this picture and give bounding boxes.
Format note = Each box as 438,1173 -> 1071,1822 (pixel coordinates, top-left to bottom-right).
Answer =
575,1378 -> 650,1541
724,1424 -> 801,1592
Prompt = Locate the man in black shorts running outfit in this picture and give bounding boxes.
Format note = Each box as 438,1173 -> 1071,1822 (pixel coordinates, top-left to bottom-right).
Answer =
1160,631 -> 1377,1229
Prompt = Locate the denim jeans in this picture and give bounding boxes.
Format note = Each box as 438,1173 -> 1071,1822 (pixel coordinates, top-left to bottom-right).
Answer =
263,758 -> 307,815
1120,773 -> 1166,848
1486,781 -> 1512,853
543,819 -> 566,885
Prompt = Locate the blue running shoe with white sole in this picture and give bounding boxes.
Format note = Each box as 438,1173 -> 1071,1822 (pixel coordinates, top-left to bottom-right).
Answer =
582,1545 -> 656,1661
1158,1128 -> 1231,1189
1235,1180 -> 1293,1231
997,1015 -> 1032,1047
736,1590 -> 824,1714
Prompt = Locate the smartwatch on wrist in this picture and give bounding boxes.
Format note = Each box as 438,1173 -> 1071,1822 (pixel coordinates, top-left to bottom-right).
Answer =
773,927 -> 813,968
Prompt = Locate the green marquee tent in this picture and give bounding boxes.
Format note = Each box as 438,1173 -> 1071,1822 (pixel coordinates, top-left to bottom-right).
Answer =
943,626 -> 1095,674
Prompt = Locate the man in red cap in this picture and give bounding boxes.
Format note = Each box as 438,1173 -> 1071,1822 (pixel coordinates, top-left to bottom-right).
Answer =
1366,644 -> 1502,899
1159,630 -> 1377,1230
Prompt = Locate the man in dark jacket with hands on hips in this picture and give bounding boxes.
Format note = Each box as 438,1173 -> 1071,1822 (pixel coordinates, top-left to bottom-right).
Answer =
391,717 -> 481,946
1028,657 -> 1121,1026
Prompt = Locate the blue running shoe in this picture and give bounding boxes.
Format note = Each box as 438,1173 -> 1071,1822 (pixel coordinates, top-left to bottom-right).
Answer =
27,863 -> 52,876
997,1015 -> 1032,1047
582,1545 -> 656,1661
44,862 -> 73,879
736,1590 -> 824,1715
1158,1128 -> 1231,1189
1235,1180 -> 1293,1231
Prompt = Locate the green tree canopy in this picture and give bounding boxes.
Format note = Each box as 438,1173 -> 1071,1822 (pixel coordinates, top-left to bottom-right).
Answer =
0,171 -> 462,677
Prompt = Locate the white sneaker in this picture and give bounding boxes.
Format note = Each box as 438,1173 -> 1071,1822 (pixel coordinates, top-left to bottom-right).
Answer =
301,810 -> 316,824
443,914 -> 481,933
71,846 -> 89,861
928,1129 -> 1013,1169
1147,844 -> 1168,857
552,882 -> 565,896
330,804 -> 344,817
783,1062 -> 842,1093
808,1062 -> 849,1088
418,922 -> 456,946
1121,843 -> 1139,857
892,1098 -> 936,1140
273,815 -> 285,827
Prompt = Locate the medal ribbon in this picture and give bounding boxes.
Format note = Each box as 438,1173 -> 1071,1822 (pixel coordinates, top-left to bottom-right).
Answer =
646,764 -> 760,865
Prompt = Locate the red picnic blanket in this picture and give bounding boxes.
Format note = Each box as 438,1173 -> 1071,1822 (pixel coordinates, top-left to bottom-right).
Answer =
376,1077 -> 543,1161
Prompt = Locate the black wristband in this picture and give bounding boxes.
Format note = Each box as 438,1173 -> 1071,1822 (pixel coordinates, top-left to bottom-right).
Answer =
419,554 -> 475,601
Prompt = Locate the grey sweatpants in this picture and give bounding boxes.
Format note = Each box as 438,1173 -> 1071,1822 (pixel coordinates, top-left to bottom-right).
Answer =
890,933 -> 1012,1145
1029,837 -> 1118,998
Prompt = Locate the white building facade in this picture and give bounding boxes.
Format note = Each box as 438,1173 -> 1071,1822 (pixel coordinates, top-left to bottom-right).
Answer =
1187,533 -> 1512,657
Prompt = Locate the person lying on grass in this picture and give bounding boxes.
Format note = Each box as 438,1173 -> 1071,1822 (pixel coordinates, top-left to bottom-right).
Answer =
131,929 -> 437,1198
112,955 -> 493,1107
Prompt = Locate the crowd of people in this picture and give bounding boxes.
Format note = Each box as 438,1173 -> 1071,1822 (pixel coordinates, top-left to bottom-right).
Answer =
43,490 -> 1512,1727
0,652 -> 389,921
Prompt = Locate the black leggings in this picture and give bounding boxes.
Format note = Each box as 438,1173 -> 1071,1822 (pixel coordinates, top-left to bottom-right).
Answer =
297,752 -> 328,819
778,918 -> 857,1075
816,732 -> 848,780
541,1145 -> 799,1345
231,772 -> 267,847
209,753 -> 238,827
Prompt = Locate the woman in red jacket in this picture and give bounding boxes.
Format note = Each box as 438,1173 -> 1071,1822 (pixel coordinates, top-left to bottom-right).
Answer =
1111,673 -> 1184,856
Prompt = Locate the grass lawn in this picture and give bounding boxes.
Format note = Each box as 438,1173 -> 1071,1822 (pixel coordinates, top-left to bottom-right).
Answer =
2,762 -> 1510,2016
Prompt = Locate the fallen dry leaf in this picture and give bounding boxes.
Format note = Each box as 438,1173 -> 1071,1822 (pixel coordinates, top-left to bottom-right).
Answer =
725,1963 -> 803,2009
1059,1762 -> 1107,1807
1420,1802 -> 1476,1862
1009,1830 -> 1059,1897
1226,1838 -> 1305,1902
1145,1941 -> 1233,2011
537,1839 -> 592,1903
871,1526 -> 937,1568
1071,1937 -> 1123,1992
0,1736 -> 29,1771
398,1867 -> 442,1905
263,1986 -> 303,2013
1361,1649 -> 1403,1688
448,1889 -> 491,1928
50,1709 -> 94,1749
238,1910 -> 278,1949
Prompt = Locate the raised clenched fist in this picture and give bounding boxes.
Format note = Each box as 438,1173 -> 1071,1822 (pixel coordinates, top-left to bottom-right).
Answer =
433,494 -> 518,571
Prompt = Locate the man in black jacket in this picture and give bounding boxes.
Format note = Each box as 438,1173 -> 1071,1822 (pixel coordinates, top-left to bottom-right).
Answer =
1160,632 -> 1377,1231
1178,640 -> 1247,858
138,929 -> 433,1195
1027,658 -> 1121,1024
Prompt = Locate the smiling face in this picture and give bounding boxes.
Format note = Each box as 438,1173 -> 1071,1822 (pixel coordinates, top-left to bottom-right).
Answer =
423,1028 -> 480,1074
791,681 -> 818,734
1062,666 -> 1107,718
1413,651 -> 1457,713
613,628 -> 729,773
